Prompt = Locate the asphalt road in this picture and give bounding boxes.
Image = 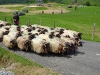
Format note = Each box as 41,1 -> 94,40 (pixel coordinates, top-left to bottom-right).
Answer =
0,40 -> 100,75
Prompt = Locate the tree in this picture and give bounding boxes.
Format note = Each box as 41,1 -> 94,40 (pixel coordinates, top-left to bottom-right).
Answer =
43,0 -> 48,3
85,1 -> 91,6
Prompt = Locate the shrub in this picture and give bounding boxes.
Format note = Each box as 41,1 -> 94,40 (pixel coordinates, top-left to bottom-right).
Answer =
67,5 -> 72,8
85,1 -> 91,6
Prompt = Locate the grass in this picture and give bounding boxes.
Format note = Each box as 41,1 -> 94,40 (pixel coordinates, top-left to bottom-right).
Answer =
0,47 -> 60,75
0,4 -> 100,42
6,6 -> 25,11
0,47 -> 43,67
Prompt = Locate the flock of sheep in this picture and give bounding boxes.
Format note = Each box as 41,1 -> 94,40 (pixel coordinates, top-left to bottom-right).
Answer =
0,20 -> 83,55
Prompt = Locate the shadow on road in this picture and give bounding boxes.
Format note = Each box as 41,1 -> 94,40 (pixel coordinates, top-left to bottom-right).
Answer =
0,41 -> 85,59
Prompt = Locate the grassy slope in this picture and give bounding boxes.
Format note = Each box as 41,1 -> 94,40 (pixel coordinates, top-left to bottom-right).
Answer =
20,6 -> 100,42
0,4 -> 100,42
0,47 -> 59,75
66,0 -> 100,5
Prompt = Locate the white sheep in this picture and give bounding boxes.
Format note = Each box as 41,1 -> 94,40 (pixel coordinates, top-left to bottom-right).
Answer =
0,20 -> 10,26
16,36 -> 30,51
61,37 -> 78,53
17,33 -> 35,51
46,37 -> 66,54
0,27 -> 9,39
31,37 -> 49,54
3,35 -> 16,48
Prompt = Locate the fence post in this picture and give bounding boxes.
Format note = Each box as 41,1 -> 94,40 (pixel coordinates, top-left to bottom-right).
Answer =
11,18 -> 13,25
4,17 -> 6,21
54,21 -> 56,28
61,9 -> 63,14
27,19 -> 30,25
40,19 -> 42,25
92,23 -> 96,40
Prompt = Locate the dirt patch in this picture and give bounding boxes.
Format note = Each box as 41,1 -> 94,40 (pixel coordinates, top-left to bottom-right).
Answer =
0,7 -> 14,12
0,4 -> 25,12
0,4 -> 69,14
30,9 -> 69,14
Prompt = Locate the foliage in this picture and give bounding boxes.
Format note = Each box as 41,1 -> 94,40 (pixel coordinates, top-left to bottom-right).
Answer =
0,0 -> 29,4
0,0 -> 100,6
43,0 -> 48,3
85,1 -> 91,6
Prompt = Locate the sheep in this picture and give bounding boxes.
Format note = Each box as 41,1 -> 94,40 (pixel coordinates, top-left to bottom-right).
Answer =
2,31 -> 22,48
2,26 -> 11,30
17,33 -> 36,51
21,28 -> 32,35
45,37 -> 67,54
37,34 -> 67,54
0,20 -> 10,26
61,29 -> 83,46
9,25 -> 20,32
21,25 -> 28,31
63,29 -> 82,39
0,27 -> 9,39
8,31 -> 22,39
16,36 -> 31,51
31,37 -> 50,54
3,35 -> 17,48
61,37 -> 78,53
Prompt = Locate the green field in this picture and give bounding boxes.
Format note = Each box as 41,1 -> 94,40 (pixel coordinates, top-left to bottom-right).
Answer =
0,4 -> 100,42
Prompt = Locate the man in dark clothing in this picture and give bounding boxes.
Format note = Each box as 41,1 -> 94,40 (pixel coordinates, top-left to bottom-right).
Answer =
13,12 -> 19,25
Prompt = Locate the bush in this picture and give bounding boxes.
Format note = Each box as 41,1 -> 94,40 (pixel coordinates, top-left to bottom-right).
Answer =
67,5 -> 72,8
85,1 -> 91,6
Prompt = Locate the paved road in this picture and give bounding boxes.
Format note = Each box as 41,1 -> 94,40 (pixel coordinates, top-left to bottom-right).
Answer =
0,40 -> 100,75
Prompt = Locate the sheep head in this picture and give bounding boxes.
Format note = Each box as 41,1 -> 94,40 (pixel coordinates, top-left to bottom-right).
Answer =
10,39 -> 16,48
16,31 -> 22,38
3,30 -> 9,35
24,40 -> 29,51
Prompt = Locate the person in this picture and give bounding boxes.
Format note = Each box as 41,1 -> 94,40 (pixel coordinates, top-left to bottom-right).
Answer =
13,12 -> 19,25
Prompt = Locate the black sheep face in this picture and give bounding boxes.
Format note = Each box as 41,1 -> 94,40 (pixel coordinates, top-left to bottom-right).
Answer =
0,24 -> 3,27
5,28 -> 9,30
25,41 -> 29,51
16,32 -> 22,37
78,33 -> 83,39
3,31 -> 9,35
10,39 -> 16,45
32,27 -> 35,30
55,34 -> 60,38
44,29 -> 48,32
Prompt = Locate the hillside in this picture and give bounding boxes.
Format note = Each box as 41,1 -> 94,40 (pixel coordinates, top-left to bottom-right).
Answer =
0,0 -> 100,6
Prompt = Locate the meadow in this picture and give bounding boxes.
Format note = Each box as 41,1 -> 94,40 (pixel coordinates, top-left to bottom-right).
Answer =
0,3 -> 100,75
0,4 -> 100,42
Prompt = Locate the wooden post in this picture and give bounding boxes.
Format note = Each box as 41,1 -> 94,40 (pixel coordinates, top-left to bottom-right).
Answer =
40,19 -> 42,25
4,17 -> 6,21
61,9 -> 63,14
27,19 -> 30,25
54,21 -> 56,28
92,23 -> 96,40
11,18 -> 13,25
